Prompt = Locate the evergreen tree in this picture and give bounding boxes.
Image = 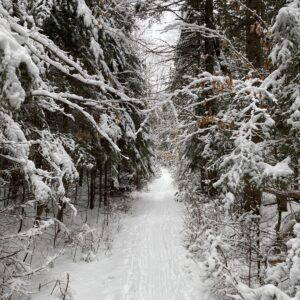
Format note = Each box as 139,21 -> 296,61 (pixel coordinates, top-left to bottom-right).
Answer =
171,0 -> 300,298
0,0 -> 154,296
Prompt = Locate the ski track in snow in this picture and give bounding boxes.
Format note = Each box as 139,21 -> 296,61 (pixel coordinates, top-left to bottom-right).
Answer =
119,168 -> 190,300
33,168 -> 206,300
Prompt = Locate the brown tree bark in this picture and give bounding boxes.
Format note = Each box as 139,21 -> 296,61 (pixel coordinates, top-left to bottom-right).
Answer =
243,180 -> 262,213
246,0 -> 263,68
243,0 -> 264,213
205,0 -> 215,74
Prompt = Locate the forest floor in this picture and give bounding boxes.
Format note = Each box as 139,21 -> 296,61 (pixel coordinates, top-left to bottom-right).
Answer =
31,168 -> 208,300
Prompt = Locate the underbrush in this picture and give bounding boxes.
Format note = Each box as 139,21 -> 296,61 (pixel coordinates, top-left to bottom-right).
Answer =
179,182 -> 300,299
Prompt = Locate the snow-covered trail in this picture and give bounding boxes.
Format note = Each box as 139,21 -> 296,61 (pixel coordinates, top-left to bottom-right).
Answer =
118,168 -> 191,300
92,168 -> 195,300
33,168 -> 205,300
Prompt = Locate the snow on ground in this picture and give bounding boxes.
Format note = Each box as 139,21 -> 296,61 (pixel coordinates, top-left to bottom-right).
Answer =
32,168 -> 208,300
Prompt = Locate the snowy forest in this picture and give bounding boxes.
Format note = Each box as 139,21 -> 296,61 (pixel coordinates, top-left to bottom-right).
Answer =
1,0 -> 300,299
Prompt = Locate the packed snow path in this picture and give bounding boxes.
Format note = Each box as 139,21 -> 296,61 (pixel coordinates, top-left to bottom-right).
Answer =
33,169 -> 204,299
96,168 -> 194,300
118,168 -> 191,300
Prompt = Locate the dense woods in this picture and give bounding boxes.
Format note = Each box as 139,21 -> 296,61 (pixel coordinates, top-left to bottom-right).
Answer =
0,0 -> 154,298
1,0 -> 300,299
172,0 -> 300,299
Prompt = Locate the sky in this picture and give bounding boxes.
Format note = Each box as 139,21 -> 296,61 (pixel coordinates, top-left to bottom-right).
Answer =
136,9 -> 180,94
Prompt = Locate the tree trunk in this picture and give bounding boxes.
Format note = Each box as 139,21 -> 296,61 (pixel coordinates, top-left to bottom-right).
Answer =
205,0 -> 214,74
246,0 -> 263,68
34,202 -> 45,227
104,161 -> 108,207
78,167 -> 84,187
98,162 -> 102,208
243,176 -> 262,213
90,167 -> 96,210
57,200 -> 64,223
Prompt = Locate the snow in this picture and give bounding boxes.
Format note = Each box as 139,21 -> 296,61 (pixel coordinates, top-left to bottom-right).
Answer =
0,18 -> 39,109
32,90 -> 122,153
263,157 -> 294,179
76,0 -> 94,28
90,37 -> 104,61
31,169 -> 207,300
